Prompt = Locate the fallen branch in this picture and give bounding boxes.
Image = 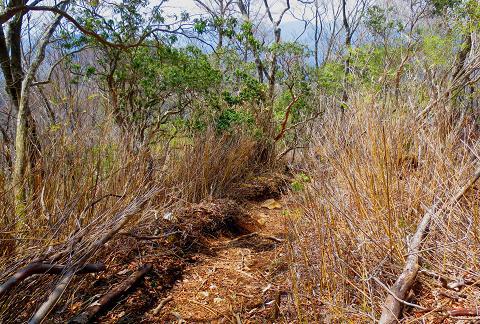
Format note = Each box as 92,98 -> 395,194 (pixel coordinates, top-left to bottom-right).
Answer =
420,269 -> 480,290
379,165 -> 480,324
448,307 -> 480,317
419,269 -> 450,288
439,290 -> 467,301
29,272 -> 74,324
70,264 -> 152,324
373,276 -> 427,311
120,230 -> 180,241
0,263 -> 105,298
227,232 -> 285,244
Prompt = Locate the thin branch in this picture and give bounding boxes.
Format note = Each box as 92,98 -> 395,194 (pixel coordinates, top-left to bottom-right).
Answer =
0,263 -> 105,297
274,96 -> 299,142
373,276 -> 428,310
32,46 -> 88,86
0,5 -> 166,49
276,0 -> 291,26
283,112 -> 321,133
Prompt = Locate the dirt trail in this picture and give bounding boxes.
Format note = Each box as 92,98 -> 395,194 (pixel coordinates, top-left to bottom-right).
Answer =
149,198 -> 291,323
46,175 -> 294,324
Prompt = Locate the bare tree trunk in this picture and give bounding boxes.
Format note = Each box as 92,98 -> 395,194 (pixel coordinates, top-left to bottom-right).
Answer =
12,82 -> 28,219
452,32 -> 472,81
237,0 -> 265,84
341,0 -> 352,105
12,10 -> 64,225
313,1 -> 322,69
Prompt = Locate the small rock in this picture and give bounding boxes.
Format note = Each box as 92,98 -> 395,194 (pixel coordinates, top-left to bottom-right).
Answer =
163,212 -> 174,221
447,278 -> 465,290
261,198 -> 282,210
117,269 -> 130,275
262,283 -> 272,293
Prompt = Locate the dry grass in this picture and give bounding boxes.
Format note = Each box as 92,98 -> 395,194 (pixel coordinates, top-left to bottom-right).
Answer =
285,91 -> 480,322
0,116 -> 264,321
1,58 -> 479,322
163,128 -> 262,203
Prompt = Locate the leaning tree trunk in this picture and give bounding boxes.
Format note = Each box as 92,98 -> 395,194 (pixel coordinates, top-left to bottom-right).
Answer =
9,7 -> 27,220
12,90 -> 28,220
379,165 -> 480,323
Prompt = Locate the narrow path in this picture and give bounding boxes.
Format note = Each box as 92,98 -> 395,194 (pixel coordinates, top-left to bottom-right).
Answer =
151,198 -> 290,323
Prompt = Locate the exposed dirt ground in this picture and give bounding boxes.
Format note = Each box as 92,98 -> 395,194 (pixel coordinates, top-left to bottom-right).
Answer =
149,199 -> 291,323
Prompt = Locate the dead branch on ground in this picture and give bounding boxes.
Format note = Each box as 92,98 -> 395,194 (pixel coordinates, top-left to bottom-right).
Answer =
448,307 -> 480,317
69,264 -> 152,324
379,165 -> 480,324
152,295 -> 173,315
0,263 -> 105,297
29,188 -> 158,324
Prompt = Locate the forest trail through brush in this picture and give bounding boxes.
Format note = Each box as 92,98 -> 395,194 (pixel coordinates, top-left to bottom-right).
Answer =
149,198 -> 291,323
59,174 -> 296,324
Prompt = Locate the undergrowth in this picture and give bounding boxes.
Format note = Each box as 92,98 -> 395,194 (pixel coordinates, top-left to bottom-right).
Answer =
285,91 -> 480,322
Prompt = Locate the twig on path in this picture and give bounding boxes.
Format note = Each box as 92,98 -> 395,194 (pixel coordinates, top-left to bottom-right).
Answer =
227,232 -> 284,244
152,295 -> 173,315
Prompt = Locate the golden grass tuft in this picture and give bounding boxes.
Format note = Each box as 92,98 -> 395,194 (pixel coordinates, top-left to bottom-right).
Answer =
285,91 -> 480,322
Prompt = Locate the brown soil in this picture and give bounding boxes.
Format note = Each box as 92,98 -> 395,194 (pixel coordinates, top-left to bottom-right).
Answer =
147,200 -> 291,323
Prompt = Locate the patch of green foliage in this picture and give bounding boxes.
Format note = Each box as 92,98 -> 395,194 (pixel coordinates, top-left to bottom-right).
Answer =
291,173 -> 311,192
316,62 -> 345,95
422,32 -> 455,67
215,108 -> 254,132
222,70 -> 267,105
350,45 -> 388,86
366,5 -> 399,35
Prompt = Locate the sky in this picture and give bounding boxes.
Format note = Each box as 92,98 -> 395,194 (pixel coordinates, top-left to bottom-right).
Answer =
152,0 -> 342,60
160,0 -> 307,23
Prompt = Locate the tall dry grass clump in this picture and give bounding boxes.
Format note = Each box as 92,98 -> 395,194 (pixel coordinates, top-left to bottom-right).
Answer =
286,91 -> 480,322
163,128 -> 262,203
0,123 -> 261,249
